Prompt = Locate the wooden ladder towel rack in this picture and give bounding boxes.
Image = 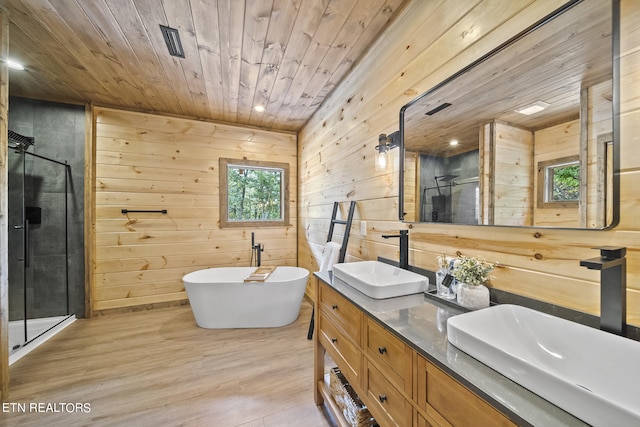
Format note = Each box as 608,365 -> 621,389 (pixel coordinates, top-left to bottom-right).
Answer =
307,201 -> 356,340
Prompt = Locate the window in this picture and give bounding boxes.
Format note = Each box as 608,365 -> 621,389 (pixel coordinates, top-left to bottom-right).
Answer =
537,155 -> 580,208
219,158 -> 289,227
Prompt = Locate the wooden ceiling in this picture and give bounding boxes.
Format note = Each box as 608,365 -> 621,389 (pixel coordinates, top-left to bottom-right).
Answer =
3,0 -> 410,132
403,0 -> 613,157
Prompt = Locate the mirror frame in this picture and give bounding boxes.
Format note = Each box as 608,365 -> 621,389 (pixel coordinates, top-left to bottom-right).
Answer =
398,0 -> 620,229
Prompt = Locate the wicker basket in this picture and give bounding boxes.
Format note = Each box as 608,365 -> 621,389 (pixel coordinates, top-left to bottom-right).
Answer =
329,367 -> 378,427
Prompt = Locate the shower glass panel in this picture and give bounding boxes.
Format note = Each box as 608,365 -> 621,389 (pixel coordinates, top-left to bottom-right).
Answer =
7,137 -> 71,354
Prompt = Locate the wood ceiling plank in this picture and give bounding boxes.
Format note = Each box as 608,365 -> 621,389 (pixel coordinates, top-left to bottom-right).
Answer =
5,0 -> 409,131
7,29 -> 83,102
162,0 -> 211,119
276,0 -> 356,126
320,0 -> 408,99
250,0 -> 302,128
16,0 -> 133,105
133,0 -> 196,117
103,0 -> 183,113
260,0 -> 331,130
48,0 -> 152,110
285,0 -> 392,123
237,0 -> 274,126
191,0 -> 225,123
6,0 -> 113,101
76,0 -> 172,113
217,0 -> 246,123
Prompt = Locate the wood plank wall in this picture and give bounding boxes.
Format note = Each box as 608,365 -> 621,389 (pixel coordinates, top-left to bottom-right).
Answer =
533,119 -> 580,227
0,8 -> 10,401
92,108 -> 297,313
489,121 -> 533,226
298,0 -> 640,326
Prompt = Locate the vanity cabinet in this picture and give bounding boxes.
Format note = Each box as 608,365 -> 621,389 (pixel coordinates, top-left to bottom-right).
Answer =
314,277 -> 517,427
364,360 -> 413,426
416,356 -> 516,427
317,280 -> 363,387
318,281 -> 362,344
365,317 -> 413,394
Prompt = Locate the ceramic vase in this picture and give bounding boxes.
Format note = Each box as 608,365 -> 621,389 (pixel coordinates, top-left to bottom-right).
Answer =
456,282 -> 490,310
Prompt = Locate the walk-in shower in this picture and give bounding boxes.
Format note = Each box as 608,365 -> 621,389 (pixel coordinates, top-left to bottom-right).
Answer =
7,130 -> 75,364
419,151 -> 480,224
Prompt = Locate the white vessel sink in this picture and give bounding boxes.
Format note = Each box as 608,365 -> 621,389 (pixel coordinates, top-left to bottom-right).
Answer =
447,304 -> 640,426
332,261 -> 428,299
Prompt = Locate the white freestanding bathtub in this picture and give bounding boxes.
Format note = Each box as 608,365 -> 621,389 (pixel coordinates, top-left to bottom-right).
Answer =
182,266 -> 309,328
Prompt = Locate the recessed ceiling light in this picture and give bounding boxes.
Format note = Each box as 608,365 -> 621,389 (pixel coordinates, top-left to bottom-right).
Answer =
7,60 -> 25,70
254,105 -> 265,112
515,101 -> 550,116
450,139 -> 459,146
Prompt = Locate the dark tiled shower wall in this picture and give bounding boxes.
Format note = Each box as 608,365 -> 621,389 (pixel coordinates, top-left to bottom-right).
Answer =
7,97 -> 85,319
420,151 -> 479,224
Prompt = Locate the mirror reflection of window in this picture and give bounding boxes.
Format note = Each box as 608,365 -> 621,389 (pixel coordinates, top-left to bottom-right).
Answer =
548,162 -> 580,203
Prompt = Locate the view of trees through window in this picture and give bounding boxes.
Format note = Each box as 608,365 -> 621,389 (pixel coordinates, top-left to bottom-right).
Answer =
550,163 -> 580,202
227,165 -> 283,221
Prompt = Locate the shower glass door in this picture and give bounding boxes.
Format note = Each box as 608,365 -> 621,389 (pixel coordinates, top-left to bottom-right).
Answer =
8,146 -> 70,353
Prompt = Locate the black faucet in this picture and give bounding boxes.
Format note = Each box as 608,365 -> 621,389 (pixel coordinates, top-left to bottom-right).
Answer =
251,232 -> 263,267
580,246 -> 627,335
382,230 -> 409,270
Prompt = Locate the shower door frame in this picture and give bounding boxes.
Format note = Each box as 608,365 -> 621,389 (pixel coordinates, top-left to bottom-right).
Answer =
9,148 -> 71,351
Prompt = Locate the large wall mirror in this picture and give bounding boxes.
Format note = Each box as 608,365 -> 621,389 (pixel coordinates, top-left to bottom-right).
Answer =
399,0 -> 619,229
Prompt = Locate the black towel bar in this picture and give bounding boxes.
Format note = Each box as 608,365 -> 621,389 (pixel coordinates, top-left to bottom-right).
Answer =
121,209 -> 167,214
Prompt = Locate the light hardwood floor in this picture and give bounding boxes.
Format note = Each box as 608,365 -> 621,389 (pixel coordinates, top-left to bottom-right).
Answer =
2,301 -> 334,427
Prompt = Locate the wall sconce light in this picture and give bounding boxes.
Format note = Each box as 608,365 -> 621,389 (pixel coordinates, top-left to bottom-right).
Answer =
376,131 -> 399,170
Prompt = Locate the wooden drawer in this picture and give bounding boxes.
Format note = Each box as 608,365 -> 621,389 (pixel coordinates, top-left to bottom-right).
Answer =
318,313 -> 362,386
417,356 -> 516,427
366,317 -> 412,394
318,282 -> 361,344
365,360 -> 412,427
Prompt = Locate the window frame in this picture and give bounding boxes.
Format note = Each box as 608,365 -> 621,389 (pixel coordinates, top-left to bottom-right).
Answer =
537,155 -> 580,208
219,158 -> 290,228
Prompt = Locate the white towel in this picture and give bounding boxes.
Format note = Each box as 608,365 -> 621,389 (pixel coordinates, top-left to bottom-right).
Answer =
319,242 -> 341,272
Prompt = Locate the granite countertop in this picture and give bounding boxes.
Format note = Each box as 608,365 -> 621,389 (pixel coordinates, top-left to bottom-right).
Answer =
315,271 -> 589,427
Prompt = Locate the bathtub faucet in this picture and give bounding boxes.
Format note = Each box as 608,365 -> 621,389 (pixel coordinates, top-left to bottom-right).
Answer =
580,246 -> 627,336
251,232 -> 264,267
382,230 -> 409,270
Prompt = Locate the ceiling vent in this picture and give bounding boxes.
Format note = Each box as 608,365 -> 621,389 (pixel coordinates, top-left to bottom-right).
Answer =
160,25 -> 185,58
425,103 -> 452,116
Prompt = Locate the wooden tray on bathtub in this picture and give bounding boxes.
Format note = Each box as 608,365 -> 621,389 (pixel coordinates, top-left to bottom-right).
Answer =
244,265 -> 277,282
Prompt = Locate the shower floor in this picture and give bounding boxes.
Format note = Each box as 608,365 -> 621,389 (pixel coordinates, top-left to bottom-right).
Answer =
9,315 -> 76,365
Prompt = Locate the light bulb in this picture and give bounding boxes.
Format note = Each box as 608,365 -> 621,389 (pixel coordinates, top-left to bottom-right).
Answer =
376,147 -> 388,170
7,60 -> 25,70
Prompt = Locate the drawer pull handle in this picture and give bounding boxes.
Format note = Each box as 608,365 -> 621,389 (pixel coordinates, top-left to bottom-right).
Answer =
378,346 -> 387,355
378,394 -> 387,403
331,337 -> 338,343
331,304 -> 338,310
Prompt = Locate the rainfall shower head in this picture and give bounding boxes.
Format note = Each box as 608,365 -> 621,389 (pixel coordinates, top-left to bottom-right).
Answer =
8,130 -> 35,151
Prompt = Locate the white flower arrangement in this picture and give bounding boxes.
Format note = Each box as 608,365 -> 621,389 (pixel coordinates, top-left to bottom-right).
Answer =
451,255 -> 495,286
